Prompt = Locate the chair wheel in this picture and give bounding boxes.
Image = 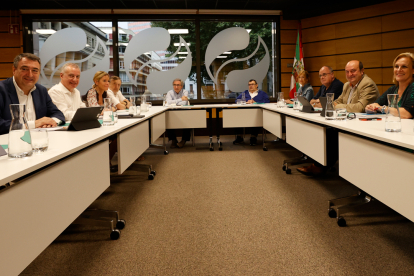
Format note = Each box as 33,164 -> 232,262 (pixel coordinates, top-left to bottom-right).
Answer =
282,165 -> 287,171
210,147 -> 214,151
328,208 -> 337,218
286,168 -> 291,174
263,147 -> 268,151
148,174 -> 155,180
110,229 -> 121,240
151,170 -> 156,176
164,150 -> 169,155
337,216 -> 346,227
116,219 -> 126,230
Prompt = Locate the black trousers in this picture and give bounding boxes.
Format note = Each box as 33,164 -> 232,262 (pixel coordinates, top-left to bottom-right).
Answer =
235,127 -> 261,137
167,129 -> 191,141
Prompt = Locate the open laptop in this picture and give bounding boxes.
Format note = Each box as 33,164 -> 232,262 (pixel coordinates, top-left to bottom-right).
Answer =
297,96 -> 321,113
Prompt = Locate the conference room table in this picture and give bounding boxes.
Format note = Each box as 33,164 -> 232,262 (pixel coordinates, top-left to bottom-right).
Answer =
1,103 -> 414,275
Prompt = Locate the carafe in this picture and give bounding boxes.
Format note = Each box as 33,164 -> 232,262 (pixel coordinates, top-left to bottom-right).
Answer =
325,93 -> 335,120
8,104 -> 33,158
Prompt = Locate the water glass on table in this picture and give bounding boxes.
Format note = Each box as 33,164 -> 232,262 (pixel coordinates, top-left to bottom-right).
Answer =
31,129 -> 49,153
335,108 -> 347,121
102,98 -> 115,126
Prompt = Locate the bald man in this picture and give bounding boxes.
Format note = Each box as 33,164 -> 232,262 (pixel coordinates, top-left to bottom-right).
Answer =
333,60 -> 379,113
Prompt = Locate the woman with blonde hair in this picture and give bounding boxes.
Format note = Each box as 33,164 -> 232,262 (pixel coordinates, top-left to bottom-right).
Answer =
366,52 -> 414,119
85,71 -> 123,110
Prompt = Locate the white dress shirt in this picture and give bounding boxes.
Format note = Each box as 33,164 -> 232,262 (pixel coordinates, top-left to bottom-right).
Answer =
13,77 -> 61,129
166,89 -> 188,105
48,82 -> 86,121
249,90 -> 259,100
107,89 -> 127,106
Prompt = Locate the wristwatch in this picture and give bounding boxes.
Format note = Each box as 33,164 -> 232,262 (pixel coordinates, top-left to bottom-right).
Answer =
381,105 -> 386,114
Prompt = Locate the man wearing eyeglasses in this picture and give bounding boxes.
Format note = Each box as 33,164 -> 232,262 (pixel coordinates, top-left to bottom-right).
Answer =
48,63 -> 86,121
0,53 -> 65,135
310,66 -> 343,108
233,79 -> 270,146
165,78 -> 191,148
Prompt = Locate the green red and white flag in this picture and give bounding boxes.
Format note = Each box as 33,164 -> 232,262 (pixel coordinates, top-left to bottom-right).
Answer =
289,23 -> 304,98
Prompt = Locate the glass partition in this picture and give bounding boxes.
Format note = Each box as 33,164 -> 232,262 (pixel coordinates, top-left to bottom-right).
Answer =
118,20 -> 196,101
32,21 -> 111,94
29,17 -> 277,102
200,21 -> 274,99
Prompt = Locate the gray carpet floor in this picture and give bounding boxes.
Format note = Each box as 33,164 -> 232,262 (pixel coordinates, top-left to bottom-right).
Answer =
21,135 -> 414,276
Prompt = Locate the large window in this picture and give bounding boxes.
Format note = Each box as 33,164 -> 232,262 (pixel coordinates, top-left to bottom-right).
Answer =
200,21 -> 274,99
28,16 -> 278,103
32,21 -> 111,95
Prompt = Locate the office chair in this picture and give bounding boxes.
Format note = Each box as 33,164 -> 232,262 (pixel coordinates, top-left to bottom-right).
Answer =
328,190 -> 374,227
73,209 -> 126,240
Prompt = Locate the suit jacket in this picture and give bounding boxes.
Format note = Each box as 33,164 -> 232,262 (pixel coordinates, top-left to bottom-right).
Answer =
235,90 -> 270,103
334,74 -> 379,113
0,78 -> 65,135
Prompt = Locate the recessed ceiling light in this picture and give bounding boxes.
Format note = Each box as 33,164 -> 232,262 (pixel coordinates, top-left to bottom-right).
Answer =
35,29 -> 56,34
178,52 -> 188,54
223,52 -> 232,54
168,29 -> 189,34
174,43 -> 191,46
217,56 -> 227,58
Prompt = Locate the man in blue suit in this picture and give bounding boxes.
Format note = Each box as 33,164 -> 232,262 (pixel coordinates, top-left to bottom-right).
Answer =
0,53 -> 65,135
233,79 -> 270,146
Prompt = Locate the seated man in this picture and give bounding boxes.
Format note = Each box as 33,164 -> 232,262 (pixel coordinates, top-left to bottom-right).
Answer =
0,53 -> 65,135
166,78 -> 191,148
48,63 -> 86,121
108,76 -> 130,110
233,79 -> 270,146
333,60 -> 379,112
297,60 -> 379,176
310,66 -> 343,108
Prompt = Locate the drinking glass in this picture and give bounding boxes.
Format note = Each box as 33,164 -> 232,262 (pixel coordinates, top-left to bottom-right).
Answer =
102,98 -> 115,126
293,92 -> 299,111
335,108 -> 347,121
147,102 -> 152,109
129,97 -> 137,115
31,129 -> 49,153
385,94 -> 402,132
277,92 -> 285,108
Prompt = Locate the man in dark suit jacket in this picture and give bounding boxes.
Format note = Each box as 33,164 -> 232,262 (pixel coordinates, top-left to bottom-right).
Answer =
0,53 -> 65,135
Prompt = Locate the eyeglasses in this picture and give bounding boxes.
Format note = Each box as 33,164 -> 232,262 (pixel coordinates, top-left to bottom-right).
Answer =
347,112 -> 356,120
248,83 -> 257,86
173,84 -> 182,86
319,73 -> 332,78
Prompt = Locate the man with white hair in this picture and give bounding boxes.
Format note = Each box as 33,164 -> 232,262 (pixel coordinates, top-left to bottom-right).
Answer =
48,63 -> 85,121
166,78 -> 191,148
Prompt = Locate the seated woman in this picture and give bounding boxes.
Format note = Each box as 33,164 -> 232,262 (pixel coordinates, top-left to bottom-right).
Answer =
86,71 -> 118,171
108,76 -> 130,110
85,71 -> 123,110
365,52 -> 414,119
286,70 -> 314,104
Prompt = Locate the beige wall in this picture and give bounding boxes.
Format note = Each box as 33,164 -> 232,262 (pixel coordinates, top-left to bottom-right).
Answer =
0,10 -> 23,80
